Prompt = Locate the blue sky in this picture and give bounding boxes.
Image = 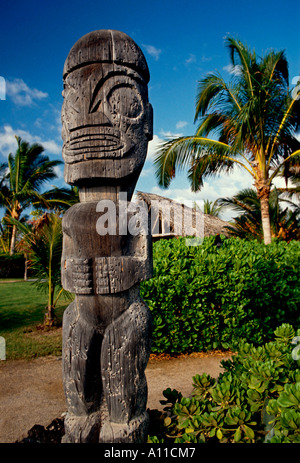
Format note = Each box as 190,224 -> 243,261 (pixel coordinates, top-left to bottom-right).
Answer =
0,0 -> 299,219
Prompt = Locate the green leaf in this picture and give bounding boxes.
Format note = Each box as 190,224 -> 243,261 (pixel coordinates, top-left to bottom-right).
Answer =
234,427 -> 242,442
244,425 -> 254,439
209,428 -> 216,437
164,417 -> 172,427
185,427 -> 195,434
278,395 -> 299,409
216,428 -> 223,440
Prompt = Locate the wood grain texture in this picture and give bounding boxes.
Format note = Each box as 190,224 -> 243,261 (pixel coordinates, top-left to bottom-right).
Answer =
61,30 -> 153,443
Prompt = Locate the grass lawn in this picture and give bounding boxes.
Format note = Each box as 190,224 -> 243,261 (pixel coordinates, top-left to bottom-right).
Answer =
0,280 -> 72,360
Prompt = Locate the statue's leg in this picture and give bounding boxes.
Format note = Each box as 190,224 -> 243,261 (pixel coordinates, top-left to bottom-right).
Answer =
99,297 -> 152,443
62,299 -> 103,443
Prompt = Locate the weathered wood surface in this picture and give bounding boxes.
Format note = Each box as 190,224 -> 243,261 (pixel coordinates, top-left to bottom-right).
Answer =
61,30 -> 153,443
61,29 -> 153,190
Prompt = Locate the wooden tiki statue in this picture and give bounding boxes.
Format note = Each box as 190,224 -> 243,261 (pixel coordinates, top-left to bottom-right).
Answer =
61,30 -> 153,443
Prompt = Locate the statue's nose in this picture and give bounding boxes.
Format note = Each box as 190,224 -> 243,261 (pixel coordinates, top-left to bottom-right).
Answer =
87,100 -> 114,126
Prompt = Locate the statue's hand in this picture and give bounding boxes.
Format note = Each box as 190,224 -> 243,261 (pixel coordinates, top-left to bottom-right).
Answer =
62,258 -> 93,294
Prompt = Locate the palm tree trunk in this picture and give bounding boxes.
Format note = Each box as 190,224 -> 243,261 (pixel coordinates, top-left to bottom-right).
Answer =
46,278 -> 55,325
48,286 -> 55,323
46,254 -> 55,325
10,224 -> 17,255
45,287 -> 55,325
255,173 -> 272,245
260,195 -> 272,245
24,254 -> 28,281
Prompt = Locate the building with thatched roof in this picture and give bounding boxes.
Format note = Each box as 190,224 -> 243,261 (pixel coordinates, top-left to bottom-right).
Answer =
136,192 -> 230,240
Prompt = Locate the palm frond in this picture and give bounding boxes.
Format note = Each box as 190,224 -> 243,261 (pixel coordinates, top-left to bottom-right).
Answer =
225,37 -> 256,97
216,188 -> 260,214
203,199 -> 223,217
154,135 -> 234,190
21,158 -> 62,193
187,149 -> 235,192
261,49 -> 288,85
40,186 -> 79,210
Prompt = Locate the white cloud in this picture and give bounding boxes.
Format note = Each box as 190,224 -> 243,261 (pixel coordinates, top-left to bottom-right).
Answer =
272,176 -> 288,189
142,44 -> 162,61
146,134 -> 164,160
34,118 -> 43,128
0,125 -> 20,157
140,166 -> 154,178
159,129 -> 183,138
223,64 -> 242,76
201,55 -> 212,63
42,140 -> 62,155
6,78 -> 48,106
185,54 -> 196,65
53,165 -> 64,179
0,125 -> 61,158
202,166 -> 253,201
145,127 -> 188,161
151,185 -> 198,203
176,120 -> 188,130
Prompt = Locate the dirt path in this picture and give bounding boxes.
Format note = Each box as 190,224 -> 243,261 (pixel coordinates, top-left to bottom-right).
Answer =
0,352 -> 231,443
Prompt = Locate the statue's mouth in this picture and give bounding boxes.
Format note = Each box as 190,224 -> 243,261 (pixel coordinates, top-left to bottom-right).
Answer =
63,126 -> 134,162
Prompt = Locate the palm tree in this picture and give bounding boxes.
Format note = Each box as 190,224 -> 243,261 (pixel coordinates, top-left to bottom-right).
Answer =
193,198 -> 223,217
13,213 -> 72,325
154,37 -> 300,244
203,199 -> 223,217
0,136 -> 72,254
217,187 -> 300,241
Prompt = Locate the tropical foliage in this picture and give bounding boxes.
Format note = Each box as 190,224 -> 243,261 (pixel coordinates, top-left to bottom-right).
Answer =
148,323 -> 300,443
201,199 -> 223,217
0,136 -> 74,254
12,212 -> 71,325
217,187 -> 300,241
154,37 -> 300,244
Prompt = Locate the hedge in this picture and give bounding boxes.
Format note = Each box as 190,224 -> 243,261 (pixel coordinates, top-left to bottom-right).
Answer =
140,236 -> 300,353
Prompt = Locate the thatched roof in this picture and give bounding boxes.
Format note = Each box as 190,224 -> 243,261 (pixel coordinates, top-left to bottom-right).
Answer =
203,212 -> 231,237
136,191 -> 231,239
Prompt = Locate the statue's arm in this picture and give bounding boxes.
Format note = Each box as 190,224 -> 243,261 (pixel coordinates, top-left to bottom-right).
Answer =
95,256 -> 152,294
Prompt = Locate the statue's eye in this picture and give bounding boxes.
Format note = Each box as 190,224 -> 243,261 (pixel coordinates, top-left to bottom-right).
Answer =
108,85 -> 143,118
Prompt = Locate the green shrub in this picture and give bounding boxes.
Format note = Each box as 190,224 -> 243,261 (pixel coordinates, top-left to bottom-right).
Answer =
148,324 -> 300,443
141,236 -> 300,353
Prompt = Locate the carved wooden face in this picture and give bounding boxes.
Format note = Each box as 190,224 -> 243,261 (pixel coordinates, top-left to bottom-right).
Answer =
62,63 -> 153,185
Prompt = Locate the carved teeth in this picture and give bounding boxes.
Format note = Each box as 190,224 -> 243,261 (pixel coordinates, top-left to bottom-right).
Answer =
63,126 -> 135,161
69,135 -> 122,152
